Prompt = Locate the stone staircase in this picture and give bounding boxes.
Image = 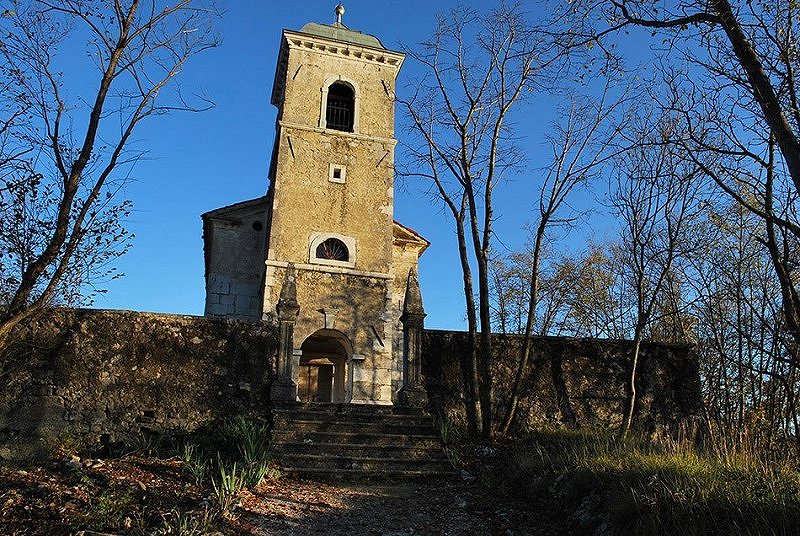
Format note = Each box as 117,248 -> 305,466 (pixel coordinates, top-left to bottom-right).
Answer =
271,403 -> 454,482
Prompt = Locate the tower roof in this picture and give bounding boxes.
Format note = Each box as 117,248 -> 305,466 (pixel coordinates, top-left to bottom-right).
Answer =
298,22 -> 386,50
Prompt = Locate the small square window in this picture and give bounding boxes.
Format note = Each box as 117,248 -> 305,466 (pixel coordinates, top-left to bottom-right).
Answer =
329,163 -> 346,184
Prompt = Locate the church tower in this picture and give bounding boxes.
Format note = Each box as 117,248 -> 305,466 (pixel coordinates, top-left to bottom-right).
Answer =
202,6 -> 428,405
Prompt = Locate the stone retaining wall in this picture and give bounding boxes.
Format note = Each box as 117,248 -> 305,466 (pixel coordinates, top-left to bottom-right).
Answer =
0,309 -> 277,461
0,310 -> 702,461
422,330 -> 703,435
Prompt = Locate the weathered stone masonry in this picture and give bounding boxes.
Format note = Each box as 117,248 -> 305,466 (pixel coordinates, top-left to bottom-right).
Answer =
0,309 -> 277,461
1,310 -> 702,461
422,330 -> 704,435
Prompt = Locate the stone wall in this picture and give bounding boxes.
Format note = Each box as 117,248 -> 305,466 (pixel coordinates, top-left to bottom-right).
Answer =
422,330 -> 703,435
0,309 -> 277,461
0,309 -> 702,461
203,197 -> 271,321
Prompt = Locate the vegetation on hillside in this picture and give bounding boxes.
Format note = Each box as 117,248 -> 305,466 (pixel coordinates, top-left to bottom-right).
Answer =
462,428 -> 800,535
0,416 -> 278,534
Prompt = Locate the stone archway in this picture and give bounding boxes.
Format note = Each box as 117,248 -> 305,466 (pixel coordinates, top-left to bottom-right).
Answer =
298,329 -> 352,403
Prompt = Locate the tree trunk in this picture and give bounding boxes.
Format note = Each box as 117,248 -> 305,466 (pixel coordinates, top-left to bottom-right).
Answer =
621,330 -> 644,439
455,216 -> 481,436
476,249 -> 493,438
710,0 -> 800,199
500,222 -> 545,435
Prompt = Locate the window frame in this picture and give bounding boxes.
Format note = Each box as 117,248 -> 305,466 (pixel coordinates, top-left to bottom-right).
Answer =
319,76 -> 361,134
308,232 -> 357,268
329,163 -> 347,184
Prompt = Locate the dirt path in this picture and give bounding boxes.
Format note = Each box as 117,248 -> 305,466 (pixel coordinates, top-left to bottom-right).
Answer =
238,478 -> 565,535
0,458 -> 567,534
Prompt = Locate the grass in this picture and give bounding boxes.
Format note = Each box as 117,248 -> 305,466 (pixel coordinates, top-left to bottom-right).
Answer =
211,459 -> 247,518
496,428 -> 800,535
178,415 -> 281,518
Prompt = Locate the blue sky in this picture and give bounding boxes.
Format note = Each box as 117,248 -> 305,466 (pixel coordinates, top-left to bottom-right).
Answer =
94,1 -> 628,329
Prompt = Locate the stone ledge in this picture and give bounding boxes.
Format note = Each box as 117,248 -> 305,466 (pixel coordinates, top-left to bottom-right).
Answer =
265,260 -> 393,280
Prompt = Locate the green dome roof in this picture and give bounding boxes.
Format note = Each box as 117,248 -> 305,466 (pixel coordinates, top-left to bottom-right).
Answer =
299,22 -> 386,50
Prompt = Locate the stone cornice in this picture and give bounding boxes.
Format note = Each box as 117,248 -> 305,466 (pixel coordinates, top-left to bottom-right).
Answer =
284,29 -> 405,70
278,121 -> 397,146
266,260 -> 393,281
271,29 -> 404,108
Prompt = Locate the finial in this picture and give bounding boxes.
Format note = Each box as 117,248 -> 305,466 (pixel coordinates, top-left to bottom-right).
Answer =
277,263 -> 299,319
402,268 -> 425,317
335,3 -> 345,26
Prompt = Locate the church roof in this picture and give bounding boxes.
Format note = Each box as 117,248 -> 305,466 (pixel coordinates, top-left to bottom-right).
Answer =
393,220 -> 430,256
298,22 -> 386,50
201,196 -> 270,220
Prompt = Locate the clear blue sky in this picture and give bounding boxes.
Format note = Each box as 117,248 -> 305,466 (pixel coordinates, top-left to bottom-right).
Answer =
95,1 -> 632,329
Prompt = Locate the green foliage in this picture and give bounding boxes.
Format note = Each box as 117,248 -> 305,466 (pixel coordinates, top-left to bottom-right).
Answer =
435,414 -> 464,468
503,429 -> 800,535
435,414 -> 454,446
180,443 -> 208,485
82,488 -> 137,531
49,431 -> 87,459
155,507 -> 216,535
211,458 -> 246,518
127,507 -> 217,535
178,416 -> 279,517
130,430 -> 164,457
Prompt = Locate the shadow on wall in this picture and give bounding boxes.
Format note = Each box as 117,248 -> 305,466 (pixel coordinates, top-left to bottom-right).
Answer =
0,309 -> 278,462
289,268 -> 392,404
420,329 -> 703,436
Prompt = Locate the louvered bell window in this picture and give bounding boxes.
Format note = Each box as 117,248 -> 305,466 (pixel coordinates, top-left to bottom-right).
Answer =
325,83 -> 355,132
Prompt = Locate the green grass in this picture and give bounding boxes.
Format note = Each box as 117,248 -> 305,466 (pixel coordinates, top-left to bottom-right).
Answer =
501,429 -> 800,535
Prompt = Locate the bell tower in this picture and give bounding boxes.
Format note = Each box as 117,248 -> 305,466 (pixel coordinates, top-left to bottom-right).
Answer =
202,6 -> 428,405
264,7 -> 403,283
264,7 -> 410,404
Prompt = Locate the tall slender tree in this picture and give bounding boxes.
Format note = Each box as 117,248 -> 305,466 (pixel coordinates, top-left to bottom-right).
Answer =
402,3 -> 548,436
0,1 -> 219,366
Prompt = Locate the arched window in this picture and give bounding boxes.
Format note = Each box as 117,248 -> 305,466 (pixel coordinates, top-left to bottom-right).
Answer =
309,233 -> 356,268
325,82 -> 355,132
315,237 -> 349,262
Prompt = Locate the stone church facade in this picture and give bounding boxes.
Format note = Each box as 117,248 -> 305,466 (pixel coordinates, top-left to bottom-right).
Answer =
201,8 -> 428,406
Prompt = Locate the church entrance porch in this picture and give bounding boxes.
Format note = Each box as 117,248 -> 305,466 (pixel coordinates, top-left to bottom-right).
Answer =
298,330 -> 351,403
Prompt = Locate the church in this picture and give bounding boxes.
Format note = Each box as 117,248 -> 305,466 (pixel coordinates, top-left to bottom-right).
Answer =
201,5 -> 428,406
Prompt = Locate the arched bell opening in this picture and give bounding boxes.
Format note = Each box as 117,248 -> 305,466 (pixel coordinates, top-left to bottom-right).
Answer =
298,329 -> 352,403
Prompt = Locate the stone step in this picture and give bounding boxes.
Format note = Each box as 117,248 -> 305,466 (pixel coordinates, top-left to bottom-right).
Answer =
275,419 -> 437,436
273,409 -> 434,426
277,453 -> 453,472
272,402 -> 426,417
279,467 -> 457,483
274,441 -> 449,459
272,430 -> 442,447
270,403 -> 454,482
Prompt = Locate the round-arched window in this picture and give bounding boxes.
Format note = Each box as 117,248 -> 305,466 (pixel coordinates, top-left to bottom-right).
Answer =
315,237 -> 349,262
325,82 -> 355,132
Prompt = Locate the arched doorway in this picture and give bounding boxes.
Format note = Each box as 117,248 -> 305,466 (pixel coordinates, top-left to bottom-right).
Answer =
298,329 -> 352,403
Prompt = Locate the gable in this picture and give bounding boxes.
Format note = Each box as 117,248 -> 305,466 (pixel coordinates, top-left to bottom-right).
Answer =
392,220 -> 429,257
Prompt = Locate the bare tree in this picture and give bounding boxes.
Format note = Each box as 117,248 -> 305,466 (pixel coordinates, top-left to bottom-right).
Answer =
558,0 -> 800,443
0,1 -> 218,363
687,197 -> 799,454
611,114 -> 703,437
568,0 -> 800,370
499,86 -> 626,434
402,3 -> 550,437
